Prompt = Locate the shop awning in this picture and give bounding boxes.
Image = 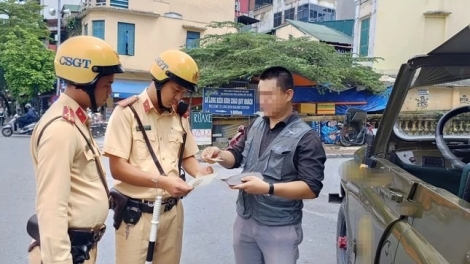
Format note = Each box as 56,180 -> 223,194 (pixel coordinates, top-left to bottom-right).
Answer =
112,79 -> 149,99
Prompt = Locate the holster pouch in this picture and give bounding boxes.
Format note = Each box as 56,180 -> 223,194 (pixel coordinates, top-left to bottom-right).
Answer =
27,214 -> 40,242
109,188 -> 129,230
26,214 -> 106,264
122,199 -> 142,226
68,227 -> 105,264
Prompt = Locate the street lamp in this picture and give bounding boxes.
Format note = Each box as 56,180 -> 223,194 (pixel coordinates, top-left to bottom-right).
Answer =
48,1 -> 70,96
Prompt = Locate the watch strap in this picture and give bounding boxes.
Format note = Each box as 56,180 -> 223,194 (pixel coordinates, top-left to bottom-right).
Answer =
268,183 -> 274,195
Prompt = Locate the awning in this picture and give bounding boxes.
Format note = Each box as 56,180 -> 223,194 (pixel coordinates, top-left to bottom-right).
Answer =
237,15 -> 259,25
112,79 -> 149,98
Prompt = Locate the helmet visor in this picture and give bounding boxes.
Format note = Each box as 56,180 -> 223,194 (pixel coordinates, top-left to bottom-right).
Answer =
93,64 -> 125,76
166,71 -> 198,93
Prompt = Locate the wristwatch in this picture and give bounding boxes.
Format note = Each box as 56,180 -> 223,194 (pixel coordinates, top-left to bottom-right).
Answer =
268,183 -> 274,195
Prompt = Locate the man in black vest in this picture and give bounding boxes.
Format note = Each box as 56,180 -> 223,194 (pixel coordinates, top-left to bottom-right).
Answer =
202,66 -> 326,264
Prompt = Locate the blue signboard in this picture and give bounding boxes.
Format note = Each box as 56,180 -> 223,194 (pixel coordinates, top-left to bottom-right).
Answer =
202,88 -> 256,116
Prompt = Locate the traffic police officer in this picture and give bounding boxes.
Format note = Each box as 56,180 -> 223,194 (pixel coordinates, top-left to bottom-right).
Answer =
103,50 -> 212,264
28,35 -> 124,264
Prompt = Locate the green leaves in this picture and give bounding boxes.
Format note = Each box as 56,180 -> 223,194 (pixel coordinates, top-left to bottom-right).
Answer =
0,0 -> 54,102
0,27 -> 55,102
184,22 -> 385,93
0,0 -> 49,41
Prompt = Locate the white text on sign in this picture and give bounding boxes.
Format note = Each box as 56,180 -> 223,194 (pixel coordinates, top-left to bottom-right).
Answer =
205,97 -> 253,105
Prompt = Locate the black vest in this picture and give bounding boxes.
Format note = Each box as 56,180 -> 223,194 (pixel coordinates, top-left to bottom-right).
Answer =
236,116 -> 311,226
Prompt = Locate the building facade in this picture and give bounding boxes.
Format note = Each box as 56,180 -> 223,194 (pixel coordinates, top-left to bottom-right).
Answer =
275,19 -> 353,52
335,0 -> 355,20
78,0 -> 234,99
235,0 -> 250,18
40,0 -> 82,19
249,0 -> 337,33
353,0 -> 470,76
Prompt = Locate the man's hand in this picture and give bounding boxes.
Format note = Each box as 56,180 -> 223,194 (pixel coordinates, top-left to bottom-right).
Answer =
196,165 -> 214,177
201,146 -> 221,164
231,176 -> 269,195
159,176 -> 194,197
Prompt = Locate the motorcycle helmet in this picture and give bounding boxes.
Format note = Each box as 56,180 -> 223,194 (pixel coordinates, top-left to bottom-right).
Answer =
25,103 -> 32,109
54,36 -> 125,112
149,50 -> 199,111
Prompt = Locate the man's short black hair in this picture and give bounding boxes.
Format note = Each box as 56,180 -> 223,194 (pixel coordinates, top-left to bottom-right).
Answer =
259,66 -> 294,92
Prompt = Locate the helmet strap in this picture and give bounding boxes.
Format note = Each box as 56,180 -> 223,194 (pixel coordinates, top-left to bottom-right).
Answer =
80,85 -> 100,113
154,80 -> 171,113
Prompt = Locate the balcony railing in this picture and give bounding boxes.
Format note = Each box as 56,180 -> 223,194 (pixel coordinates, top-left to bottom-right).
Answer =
239,24 -> 256,32
83,0 -> 105,7
396,112 -> 470,137
110,0 -> 128,9
83,0 -> 128,9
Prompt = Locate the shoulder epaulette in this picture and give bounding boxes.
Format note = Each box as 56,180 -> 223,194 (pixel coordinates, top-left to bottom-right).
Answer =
117,95 -> 139,107
62,106 -> 76,124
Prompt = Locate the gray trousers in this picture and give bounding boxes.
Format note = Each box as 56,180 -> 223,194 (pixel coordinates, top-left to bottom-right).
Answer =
233,214 -> 303,264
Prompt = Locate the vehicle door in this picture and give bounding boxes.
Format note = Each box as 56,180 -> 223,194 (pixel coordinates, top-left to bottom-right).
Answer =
394,182 -> 470,264
341,157 -> 419,264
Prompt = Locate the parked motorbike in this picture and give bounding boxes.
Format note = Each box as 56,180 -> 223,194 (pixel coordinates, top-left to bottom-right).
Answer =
1,115 -> 37,137
0,109 -> 5,126
90,122 -> 107,138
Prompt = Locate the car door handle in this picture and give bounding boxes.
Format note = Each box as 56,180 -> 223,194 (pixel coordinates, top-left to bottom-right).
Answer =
380,188 -> 404,203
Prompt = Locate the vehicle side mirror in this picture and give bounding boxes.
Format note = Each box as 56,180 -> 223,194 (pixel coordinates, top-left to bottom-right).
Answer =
340,108 -> 368,147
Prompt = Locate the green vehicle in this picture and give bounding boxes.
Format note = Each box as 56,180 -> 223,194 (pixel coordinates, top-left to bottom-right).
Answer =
329,24 -> 470,264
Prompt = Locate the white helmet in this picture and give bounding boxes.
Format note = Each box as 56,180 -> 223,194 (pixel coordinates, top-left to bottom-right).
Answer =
25,103 -> 32,108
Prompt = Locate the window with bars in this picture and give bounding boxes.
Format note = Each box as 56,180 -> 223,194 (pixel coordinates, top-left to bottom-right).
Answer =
255,0 -> 273,9
92,20 -> 104,40
186,31 -> 200,49
309,4 -> 336,22
110,0 -> 128,9
117,22 -> 135,56
359,17 -> 370,56
284,7 -> 295,22
273,12 -> 282,27
297,4 -> 309,22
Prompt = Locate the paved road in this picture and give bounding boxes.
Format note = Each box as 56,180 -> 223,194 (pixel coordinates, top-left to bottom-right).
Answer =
0,134 -> 347,264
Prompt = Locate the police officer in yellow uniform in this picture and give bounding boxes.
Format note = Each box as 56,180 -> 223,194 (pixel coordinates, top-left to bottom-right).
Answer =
103,50 -> 213,264
28,35 -> 124,264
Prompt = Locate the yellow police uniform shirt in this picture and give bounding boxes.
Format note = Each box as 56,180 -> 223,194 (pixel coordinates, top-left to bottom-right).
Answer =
103,88 -> 199,200
30,93 -> 109,264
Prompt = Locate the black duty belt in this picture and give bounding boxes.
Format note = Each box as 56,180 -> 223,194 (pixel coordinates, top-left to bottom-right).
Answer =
27,214 -> 106,256
68,225 -> 106,245
129,197 -> 179,213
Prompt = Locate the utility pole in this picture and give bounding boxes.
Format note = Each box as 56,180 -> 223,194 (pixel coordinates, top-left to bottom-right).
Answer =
56,0 -> 62,95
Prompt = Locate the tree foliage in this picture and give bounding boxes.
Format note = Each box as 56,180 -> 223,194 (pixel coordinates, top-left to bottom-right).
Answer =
0,0 -> 53,103
0,0 -> 49,40
0,27 -> 55,103
183,22 -> 386,93
66,17 -> 82,37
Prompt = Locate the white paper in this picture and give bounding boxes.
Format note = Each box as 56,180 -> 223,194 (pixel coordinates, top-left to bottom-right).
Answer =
207,157 -> 224,162
188,173 -> 217,188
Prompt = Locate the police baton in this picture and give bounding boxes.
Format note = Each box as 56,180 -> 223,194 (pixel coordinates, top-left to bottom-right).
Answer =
145,193 -> 163,264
